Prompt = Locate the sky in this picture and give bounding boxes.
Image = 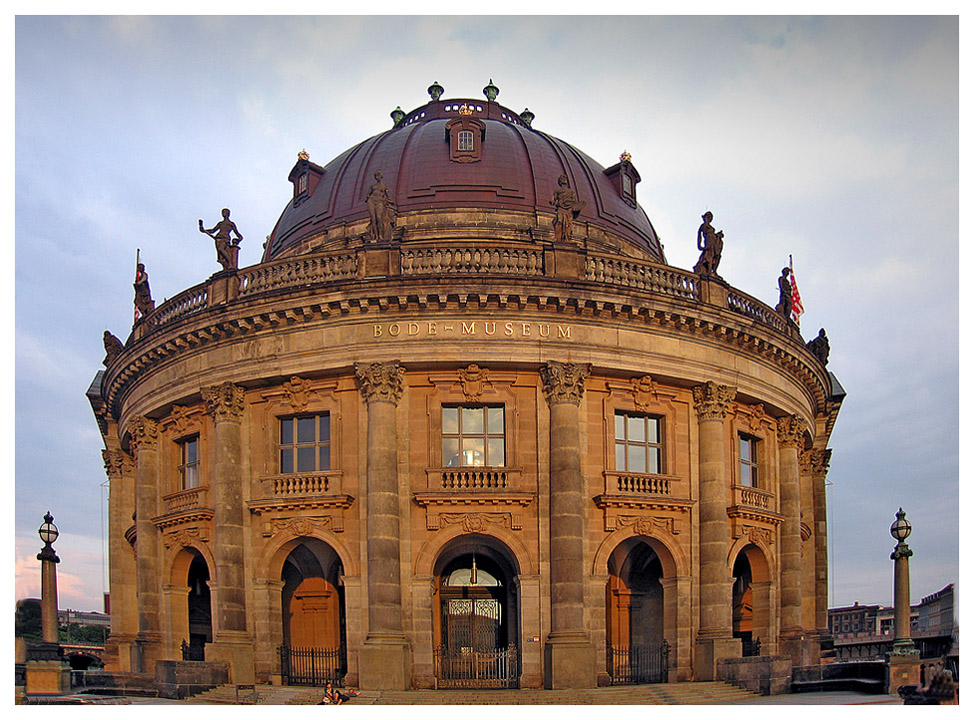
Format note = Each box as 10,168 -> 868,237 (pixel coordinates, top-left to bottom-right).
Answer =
11,10 -> 961,617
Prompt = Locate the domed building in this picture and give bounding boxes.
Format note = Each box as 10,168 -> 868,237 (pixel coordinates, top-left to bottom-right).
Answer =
89,81 -> 843,693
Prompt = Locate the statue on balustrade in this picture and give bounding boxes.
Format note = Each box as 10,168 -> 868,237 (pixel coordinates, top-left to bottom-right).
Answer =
776,267 -> 793,320
806,328 -> 830,365
102,330 -> 124,366
133,262 -> 154,321
199,208 -> 243,271
364,170 -> 397,242
693,211 -> 724,276
550,174 -> 585,242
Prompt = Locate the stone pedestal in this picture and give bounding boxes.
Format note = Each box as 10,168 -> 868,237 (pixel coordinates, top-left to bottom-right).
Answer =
207,631 -> 255,684
887,650 -> 922,695
544,634 -> 596,689
358,636 -> 412,690
695,636 -> 742,682
24,660 -> 71,697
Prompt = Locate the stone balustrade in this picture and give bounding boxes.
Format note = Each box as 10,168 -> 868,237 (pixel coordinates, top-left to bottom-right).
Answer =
429,467 -> 514,490
145,283 -> 209,328
263,473 -> 335,496
238,253 -> 358,296
401,247 -> 544,275
727,289 -> 787,333
163,486 -> 209,513
605,471 -> 673,495
585,255 -> 699,300
733,484 -> 775,510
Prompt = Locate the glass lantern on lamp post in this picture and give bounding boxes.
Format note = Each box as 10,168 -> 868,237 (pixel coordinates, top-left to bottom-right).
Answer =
889,508 -> 917,655
37,512 -> 61,644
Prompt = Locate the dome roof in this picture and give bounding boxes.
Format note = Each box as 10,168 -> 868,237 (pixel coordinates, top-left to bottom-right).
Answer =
264,95 -> 665,263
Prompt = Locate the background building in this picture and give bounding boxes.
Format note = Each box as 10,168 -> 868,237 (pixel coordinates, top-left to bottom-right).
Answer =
89,84 -> 843,690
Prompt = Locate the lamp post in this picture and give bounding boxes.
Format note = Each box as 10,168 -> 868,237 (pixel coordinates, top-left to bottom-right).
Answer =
889,508 -> 916,654
37,512 -> 61,644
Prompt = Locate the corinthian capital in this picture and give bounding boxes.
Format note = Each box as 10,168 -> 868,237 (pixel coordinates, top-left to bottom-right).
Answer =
202,382 -> 246,422
355,361 -> 404,405
691,381 -> 736,421
776,414 -> 807,448
128,416 -> 159,452
540,360 -> 590,406
801,447 -> 832,476
102,449 -> 135,479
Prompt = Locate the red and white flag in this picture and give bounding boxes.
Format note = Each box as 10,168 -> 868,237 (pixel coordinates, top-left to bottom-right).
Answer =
789,255 -> 804,326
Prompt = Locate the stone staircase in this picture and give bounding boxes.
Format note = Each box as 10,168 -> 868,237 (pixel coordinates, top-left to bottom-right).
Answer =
188,681 -> 759,705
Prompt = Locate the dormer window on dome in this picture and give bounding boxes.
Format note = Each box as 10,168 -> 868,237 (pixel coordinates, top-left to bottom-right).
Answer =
445,105 -> 486,163
604,151 -> 641,208
288,150 -> 325,206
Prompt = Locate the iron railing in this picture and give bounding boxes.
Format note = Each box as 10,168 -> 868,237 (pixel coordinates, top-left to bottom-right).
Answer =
280,644 -> 346,686
742,637 -> 762,657
434,644 -> 519,688
606,641 -> 669,684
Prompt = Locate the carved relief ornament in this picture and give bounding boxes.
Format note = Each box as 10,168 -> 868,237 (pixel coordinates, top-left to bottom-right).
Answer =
459,364 -> 489,401
168,404 -> 194,435
128,416 -> 159,454
540,360 -> 590,406
738,402 -> 767,433
630,374 -> 659,411
202,382 -> 246,422
615,515 -> 679,536
355,361 -> 404,405
437,513 -> 511,533
691,381 -> 736,421
776,414 -> 807,448
102,449 -> 134,480
283,375 -> 317,412
800,447 -> 832,476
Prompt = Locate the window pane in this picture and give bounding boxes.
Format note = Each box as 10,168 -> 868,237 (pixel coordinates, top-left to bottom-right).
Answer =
185,439 -> 197,463
740,462 -> 752,487
739,436 -> 751,461
647,418 -> 659,444
442,407 -> 459,435
487,407 -> 504,434
297,446 -> 315,472
487,438 -> 505,467
628,416 -> 645,443
629,444 -> 647,473
280,418 -> 293,445
320,414 -> 330,443
461,437 -> 485,466
319,445 -> 330,471
443,437 -> 459,466
281,449 -> 293,474
649,447 -> 661,474
614,413 -> 625,441
297,416 -> 316,444
461,407 -> 484,434
615,442 -> 626,471
185,465 -> 199,489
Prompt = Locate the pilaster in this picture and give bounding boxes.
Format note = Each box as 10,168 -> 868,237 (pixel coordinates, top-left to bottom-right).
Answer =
777,414 -> 806,665
129,416 -> 163,672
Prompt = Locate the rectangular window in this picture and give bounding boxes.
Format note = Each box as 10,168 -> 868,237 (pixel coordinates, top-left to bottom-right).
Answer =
280,414 -> 331,473
442,405 -> 504,467
738,434 -> 760,487
614,412 -> 662,474
178,437 -> 199,489
457,130 -> 474,152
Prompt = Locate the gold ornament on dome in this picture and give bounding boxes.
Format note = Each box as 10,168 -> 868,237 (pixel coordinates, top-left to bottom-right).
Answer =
458,103 -> 474,116
620,150 -> 632,163
297,149 -> 309,161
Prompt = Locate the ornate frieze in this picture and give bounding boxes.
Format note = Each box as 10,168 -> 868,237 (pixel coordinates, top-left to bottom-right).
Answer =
162,526 -> 210,550
355,361 -> 404,405
436,512 -> 515,533
202,381 -> 246,421
691,381 -> 736,421
282,375 -> 317,411
459,363 -> 490,401
630,374 -> 659,411
540,360 -> 590,406
613,515 -> 679,537
776,414 -> 807,448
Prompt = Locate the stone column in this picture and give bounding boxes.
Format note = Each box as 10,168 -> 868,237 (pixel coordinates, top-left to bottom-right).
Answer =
691,381 -> 740,680
129,416 -> 163,672
777,414 -> 806,666
355,361 -> 411,690
808,448 -> 832,650
202,382 -> 254,683
540,360 -> 596,688
103,450 -> 138,671
886,508 -> 921,693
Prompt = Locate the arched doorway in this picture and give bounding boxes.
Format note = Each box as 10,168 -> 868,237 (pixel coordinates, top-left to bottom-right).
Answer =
605,538 -> 669,684
186,551 -> 212,660
731,544 -> 770,656
279,539 -> 346,685
432,535 -> 520,688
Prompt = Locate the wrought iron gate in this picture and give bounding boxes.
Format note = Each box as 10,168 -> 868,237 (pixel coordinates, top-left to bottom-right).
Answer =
280,644 -> 346,686
434,643 -> 519,688
606,641 -> 669,684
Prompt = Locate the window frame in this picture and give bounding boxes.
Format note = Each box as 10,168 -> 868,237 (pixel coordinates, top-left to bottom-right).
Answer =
613,411 -> 664,475
278,413 -> 332,474
441,404 -> 506,468
737,432 -> 760,488
177,435 -> 200,490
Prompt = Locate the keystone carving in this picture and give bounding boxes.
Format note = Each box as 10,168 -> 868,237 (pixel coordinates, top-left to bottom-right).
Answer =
283,375 -> 317,412
202,382 -> 246,422
737,402 -> 767,433
630,374 -> 659,411
437,513 -> 511,533
691,381 -> 736,421
459,364 -> 490,401
355,361 -> 404,405
168,404 -> 193,435
776,414 -> 807,448
540,360 -> 590,406
615,515 -> 679,536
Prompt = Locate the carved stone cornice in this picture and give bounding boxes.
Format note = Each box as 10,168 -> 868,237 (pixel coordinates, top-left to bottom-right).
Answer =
202,381 -> 246,421
776,414 -> 807,448
282,375 -> 317,412
102,449 -> 134,479
128,416 -> 159,453
540,360 -> 590,406
691,381 -> 736,421
355,361 -> 404,405
459,363 -> 489,401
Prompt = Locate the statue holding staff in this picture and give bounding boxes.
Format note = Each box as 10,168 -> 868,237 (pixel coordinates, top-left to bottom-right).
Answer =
199,208 -> 243,271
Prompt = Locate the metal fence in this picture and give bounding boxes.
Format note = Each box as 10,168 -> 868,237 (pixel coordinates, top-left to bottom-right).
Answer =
280,644 -> 346,686
606,642 -> 669,684
434,644 -> 519,689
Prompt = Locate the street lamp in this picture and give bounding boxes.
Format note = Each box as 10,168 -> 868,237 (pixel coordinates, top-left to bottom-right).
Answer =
37,511 -> 61,644
889,508 -> 916,655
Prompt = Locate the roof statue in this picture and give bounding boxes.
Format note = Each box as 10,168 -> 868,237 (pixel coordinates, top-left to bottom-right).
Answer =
364,170 -> 397,242
133,262 -> 154,321
102,330 -> 124,366
199,208 -> 243,271
693,211 -> 724,276
427,81 -> 444,101
776,267 -> 793,320
806,328 -> 830,365
549,174 -> 585,242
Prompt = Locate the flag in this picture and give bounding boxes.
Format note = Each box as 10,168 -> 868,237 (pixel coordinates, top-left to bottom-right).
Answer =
789,256 -> 804,326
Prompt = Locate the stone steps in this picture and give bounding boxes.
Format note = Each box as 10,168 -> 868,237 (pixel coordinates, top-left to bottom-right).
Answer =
189,681 -> 758,705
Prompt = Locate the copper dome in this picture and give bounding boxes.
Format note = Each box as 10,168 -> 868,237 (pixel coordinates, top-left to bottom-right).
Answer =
264,95 -> 665,263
